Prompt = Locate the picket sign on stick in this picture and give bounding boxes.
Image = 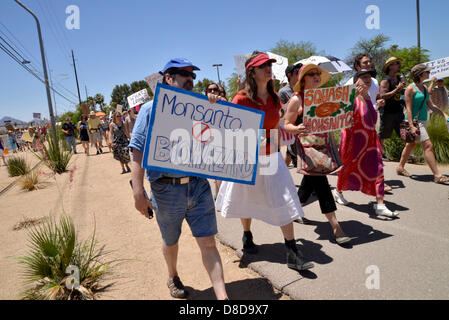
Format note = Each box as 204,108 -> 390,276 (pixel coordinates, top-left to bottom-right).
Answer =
127,89 -> 150,108
302,84 -> 356,134
142,83 -> 265,185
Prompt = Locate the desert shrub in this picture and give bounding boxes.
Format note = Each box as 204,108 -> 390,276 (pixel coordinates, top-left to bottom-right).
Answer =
18,216 -> 116,300
6,156 -> 29,177
20,171 -> 42,191
34,132 -> 72,174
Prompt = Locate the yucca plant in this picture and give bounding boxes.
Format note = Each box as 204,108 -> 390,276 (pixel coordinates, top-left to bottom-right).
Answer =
34,131 -> 72,174
18,216 -> 116,300
6,156 -> 30,177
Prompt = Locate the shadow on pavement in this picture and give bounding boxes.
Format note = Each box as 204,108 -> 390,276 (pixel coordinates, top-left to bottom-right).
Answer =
308,220 -> 393,247
185,278 -> 284,300
409,174 -> 436,183
345,200 -> 408,220
385,179 -> 406,190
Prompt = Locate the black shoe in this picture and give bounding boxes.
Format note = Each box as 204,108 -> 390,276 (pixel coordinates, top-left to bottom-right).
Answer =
126,166 -> 131,173
286,247 -> 314,271
121,169 -> 127,174
99,148 -> 103,153
96,150 -> 100,155
242,231 -> 258,254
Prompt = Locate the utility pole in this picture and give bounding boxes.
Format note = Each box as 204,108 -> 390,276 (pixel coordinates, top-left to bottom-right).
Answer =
71,50 -> 82,105
416,0 -> 421,63
212,64 -> 223,86
14,0 -> 56,136
85,85 -> 88,100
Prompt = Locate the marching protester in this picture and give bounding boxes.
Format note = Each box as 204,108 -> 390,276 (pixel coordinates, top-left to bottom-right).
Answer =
124,106 -> 138,140
279,63 -> 303,168
429,77 -> 449,112
130,58 -> 229,300
78,115 -> 90,155
333,69 -> 398,217
88,111 -> 103,155
109,111 -> 131,174
61,117 -> 77,154
215,51 -> 315,271
284,63 -> 351,245
0,137 -> 6,166
7,130 -> 17,153
378,57 -> 406,144
101,116 -> 112,153
396,64 -> 449,184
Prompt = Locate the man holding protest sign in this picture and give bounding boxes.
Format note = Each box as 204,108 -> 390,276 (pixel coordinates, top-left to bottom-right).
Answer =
129,58 -> 228,300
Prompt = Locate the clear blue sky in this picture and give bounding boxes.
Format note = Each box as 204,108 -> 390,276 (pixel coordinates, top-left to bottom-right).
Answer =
1,0 -> 448,122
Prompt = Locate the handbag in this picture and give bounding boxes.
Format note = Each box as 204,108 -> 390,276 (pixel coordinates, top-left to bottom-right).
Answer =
399,86 -> 427,143
296,132 -> 343,176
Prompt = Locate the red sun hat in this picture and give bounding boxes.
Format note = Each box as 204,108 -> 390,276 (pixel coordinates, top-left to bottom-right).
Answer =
246,53 -> 277,71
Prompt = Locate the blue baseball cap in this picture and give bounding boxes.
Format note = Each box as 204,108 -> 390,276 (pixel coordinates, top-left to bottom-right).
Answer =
163,58 -> 200,73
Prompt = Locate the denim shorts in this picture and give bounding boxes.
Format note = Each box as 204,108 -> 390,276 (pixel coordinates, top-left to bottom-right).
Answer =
150,178 -> 217,246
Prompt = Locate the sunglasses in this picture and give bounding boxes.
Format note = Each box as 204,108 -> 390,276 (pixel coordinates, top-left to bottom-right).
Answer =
305,72 -> 322,77
257,62 -> 272,69
170,69 -> 197,79
207,87 -> 219,93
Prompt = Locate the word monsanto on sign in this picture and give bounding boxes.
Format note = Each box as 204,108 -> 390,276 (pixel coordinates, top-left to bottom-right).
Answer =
303,84 -> 356,134
127,89 -> 150,108
142,83 -> 265,185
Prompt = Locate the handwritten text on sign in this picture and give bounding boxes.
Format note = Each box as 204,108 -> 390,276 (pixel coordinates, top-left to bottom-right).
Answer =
127,89 -> 150,108
303,85 -> 356,134
424,57 -> 449,81
142,83 -> 265,185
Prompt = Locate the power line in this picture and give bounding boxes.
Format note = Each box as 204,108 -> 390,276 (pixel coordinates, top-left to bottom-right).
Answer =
0,42 -> 78,105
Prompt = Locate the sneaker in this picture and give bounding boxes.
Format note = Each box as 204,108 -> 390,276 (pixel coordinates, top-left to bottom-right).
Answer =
242,231 -> 258,254
286,248 -> 314,271
332,190 -> 349,205
374,204 -> 399,218
167,276 -> 187,299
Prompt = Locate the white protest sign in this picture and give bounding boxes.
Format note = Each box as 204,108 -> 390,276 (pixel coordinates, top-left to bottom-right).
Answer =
303,84 -> 356,134
424,56 -> 449,81
127,89 -> 150,108
142,83 -> 265,185
267,52 -> 289,84
116,105 -> 123,113
234,53 -> 251,82
145,72 -> 163,95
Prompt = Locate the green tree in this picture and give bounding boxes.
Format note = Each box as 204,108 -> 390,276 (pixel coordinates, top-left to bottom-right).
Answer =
130,80 -> 152,99
387,45 -> 430,81
347,33 -> 391,76
226,73 -> 240,100
193,78 -> 213,95
110,84 -> 132,109
271,39 -> 322,63
94,93 -> 106,113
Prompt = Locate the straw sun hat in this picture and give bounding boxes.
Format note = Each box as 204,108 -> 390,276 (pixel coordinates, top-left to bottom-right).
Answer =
293,63 -> 331,92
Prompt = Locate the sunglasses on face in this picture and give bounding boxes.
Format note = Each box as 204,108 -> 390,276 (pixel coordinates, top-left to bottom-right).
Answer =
207,87 -> 219,93
305,72 -> 321,77
170,69 -> 197,79
257,62 -> 272,69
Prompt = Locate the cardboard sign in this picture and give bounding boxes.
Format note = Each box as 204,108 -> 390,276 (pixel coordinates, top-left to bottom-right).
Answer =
145,72 -> 163,95
116,105 -> 123,113
142,83 -> 265,185
303,84 -> 356,134
267,52 -> 289,84
127,89 -> 150,108
424,57 -> 449,81
21,131 -> 35,143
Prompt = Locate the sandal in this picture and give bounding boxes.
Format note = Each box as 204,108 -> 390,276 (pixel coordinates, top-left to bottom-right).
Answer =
167,276 -> 187,299
396,168 -> 412,177
434,175 -> 449,184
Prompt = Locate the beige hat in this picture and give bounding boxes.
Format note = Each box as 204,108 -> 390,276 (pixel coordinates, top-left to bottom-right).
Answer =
293,63 -> 332,92
89,111 -> 96,116
383,57 -> 402,72
411,64 -> 432,79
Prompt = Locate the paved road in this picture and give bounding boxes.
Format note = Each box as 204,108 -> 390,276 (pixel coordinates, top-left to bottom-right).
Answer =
216,161 -> 449,299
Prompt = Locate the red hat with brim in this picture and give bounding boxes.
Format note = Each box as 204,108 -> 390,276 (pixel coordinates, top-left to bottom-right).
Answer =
246,53 -> 277,71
